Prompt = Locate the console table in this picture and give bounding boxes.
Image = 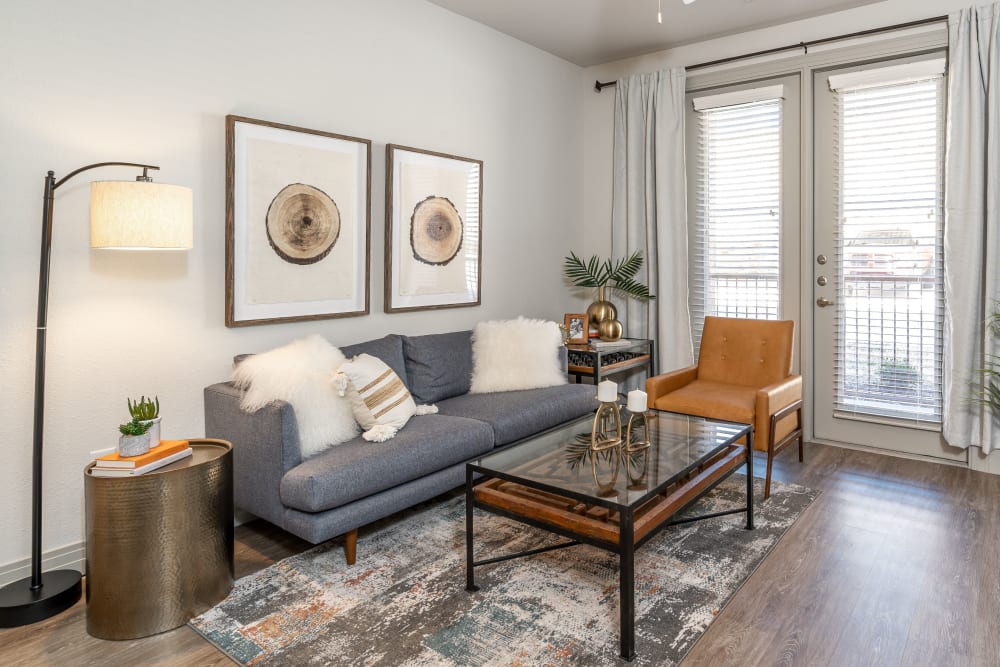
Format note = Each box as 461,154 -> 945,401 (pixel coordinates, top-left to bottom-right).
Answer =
84,439 -> 233,639
566,338 -> 655,385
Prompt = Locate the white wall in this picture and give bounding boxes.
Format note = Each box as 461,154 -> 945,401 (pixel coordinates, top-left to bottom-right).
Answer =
0,0 -> 584,574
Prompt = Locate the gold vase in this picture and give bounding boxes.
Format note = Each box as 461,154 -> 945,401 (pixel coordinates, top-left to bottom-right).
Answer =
587,287 -> 617,329
598,318 -> 624,342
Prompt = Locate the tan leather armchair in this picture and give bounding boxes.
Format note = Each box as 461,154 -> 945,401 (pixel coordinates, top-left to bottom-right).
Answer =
646,316 -> 803,499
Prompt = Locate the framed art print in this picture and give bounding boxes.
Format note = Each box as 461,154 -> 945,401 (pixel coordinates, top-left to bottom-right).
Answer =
385,144 -> 482,312
226,115 -> 371,327
564,313 -> 589,345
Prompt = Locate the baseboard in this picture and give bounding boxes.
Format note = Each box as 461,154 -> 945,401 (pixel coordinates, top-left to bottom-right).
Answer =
0,542 -> 85,588
810,437 -> 970,468
968,445 -> 1000,474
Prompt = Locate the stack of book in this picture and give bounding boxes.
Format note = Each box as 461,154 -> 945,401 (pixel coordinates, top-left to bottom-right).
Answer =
589,339 -> 635,350
91,439 -> 192,478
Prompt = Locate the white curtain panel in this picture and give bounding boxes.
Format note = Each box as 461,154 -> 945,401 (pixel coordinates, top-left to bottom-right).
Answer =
612,68 -> 694,373
943,3 -> 1000,452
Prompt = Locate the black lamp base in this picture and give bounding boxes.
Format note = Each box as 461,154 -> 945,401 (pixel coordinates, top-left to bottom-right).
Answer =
0,569 -> 82,627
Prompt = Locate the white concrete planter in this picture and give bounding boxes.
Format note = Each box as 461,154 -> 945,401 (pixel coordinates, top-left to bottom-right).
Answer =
140,416 -> 162,449
118,432 -> 152,457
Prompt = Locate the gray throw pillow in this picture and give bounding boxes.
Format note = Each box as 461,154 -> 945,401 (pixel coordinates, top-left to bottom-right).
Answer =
402,331 -> 473,403
341,334 -> 408,385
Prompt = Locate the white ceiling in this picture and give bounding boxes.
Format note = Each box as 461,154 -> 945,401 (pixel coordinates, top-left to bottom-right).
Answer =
426,0 -> 887,67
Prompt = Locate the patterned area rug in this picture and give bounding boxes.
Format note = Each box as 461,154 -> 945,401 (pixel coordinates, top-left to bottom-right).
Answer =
191,475 -> 817,666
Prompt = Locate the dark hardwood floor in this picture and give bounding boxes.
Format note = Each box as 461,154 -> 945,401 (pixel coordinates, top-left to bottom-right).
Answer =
2,442 -> 998,666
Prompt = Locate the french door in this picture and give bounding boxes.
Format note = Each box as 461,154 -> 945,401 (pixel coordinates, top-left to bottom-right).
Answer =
812,53 -> 962,460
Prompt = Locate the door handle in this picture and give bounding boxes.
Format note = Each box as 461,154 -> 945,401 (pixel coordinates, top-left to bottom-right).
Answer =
816,297 -> 835,307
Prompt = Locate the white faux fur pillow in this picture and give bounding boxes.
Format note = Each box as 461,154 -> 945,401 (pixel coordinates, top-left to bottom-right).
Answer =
469,317 -> 566,393
232,335 -> 359,459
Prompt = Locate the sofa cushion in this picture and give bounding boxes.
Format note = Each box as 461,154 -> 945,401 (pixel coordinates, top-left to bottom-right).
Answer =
279,414 -> 492,513
341,334 -> 408,386
435,384 -> 598,446
652,379 -> 755,425
402,331 -> 473,403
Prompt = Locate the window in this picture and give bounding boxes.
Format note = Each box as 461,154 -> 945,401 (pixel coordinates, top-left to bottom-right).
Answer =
689,89 -> 783,349
831,64 -> 945,422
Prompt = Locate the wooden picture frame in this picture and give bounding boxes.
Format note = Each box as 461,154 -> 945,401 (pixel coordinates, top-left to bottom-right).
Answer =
225,115 -> 371,327
385,144 -> 482,313
564,313 -> 589,345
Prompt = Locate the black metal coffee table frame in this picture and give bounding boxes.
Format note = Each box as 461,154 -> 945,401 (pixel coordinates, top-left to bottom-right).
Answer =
464,414 -> 754,662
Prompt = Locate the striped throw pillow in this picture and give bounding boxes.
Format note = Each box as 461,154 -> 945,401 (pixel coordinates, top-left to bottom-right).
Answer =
335,354 -> 419,442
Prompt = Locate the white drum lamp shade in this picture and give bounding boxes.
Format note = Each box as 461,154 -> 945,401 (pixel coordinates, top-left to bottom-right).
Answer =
90,181 -> 193,249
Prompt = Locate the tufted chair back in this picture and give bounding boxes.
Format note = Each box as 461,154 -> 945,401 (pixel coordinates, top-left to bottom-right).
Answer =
696,316 -> 794,387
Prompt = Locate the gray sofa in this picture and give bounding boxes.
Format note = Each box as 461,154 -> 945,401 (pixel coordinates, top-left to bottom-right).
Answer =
204,330 -> 598,563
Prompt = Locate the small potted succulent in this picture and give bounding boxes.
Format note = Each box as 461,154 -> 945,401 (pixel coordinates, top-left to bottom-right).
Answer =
118,418 -> 153,457
128,396 -> 160,449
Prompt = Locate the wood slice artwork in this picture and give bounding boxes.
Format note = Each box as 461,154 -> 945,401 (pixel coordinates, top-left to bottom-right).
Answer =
265,183 -> 341,265
409,195 -> 463,266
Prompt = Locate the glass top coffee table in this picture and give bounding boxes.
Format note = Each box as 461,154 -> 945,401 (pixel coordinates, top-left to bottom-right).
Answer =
464,409 -> 754,662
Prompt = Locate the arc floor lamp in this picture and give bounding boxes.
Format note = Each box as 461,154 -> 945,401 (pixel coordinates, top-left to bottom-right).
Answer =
0,162 -> 193,626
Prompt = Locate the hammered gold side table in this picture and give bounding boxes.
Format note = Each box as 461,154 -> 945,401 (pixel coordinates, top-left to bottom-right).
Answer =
84,438 -> 233,640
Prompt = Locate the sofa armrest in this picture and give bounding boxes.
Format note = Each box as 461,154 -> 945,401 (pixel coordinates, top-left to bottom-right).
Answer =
646,365 -> 699,406
204,382 -> 301,526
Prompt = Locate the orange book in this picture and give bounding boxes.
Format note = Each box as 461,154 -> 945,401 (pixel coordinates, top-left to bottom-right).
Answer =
95,439 -> 190,469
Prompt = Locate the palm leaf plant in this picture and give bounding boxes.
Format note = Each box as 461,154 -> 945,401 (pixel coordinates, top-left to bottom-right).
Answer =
563,250 -> 655,300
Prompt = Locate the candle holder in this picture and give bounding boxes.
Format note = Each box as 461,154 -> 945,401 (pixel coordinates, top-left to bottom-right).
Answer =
590,400 -> 623,452
625,410 -> 652,452
625,446 -> 649,491
590,446 -> 621,497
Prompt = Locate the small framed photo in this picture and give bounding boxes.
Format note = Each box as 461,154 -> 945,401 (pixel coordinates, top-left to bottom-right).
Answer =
385,144 -> 482,313
564,313 -> 589,345
225,115 -> 371,327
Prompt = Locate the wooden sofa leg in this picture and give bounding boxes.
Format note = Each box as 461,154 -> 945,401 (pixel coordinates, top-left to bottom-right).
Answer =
345,528 -> 358,566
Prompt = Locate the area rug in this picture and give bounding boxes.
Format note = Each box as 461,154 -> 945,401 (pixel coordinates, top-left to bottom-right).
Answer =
191,475 -> 817,666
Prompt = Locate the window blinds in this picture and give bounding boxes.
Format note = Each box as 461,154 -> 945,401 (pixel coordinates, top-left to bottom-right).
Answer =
832,75 -> 945,423
690,95 -> 783,350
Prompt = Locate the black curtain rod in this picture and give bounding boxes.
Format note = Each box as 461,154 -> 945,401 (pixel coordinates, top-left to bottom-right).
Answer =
594,14 -> 948,92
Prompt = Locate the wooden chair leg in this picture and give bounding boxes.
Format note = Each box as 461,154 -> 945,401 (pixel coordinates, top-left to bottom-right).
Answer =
344,528 -> 358,566
765,402 -> 804,501
765,428 -> 775,501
